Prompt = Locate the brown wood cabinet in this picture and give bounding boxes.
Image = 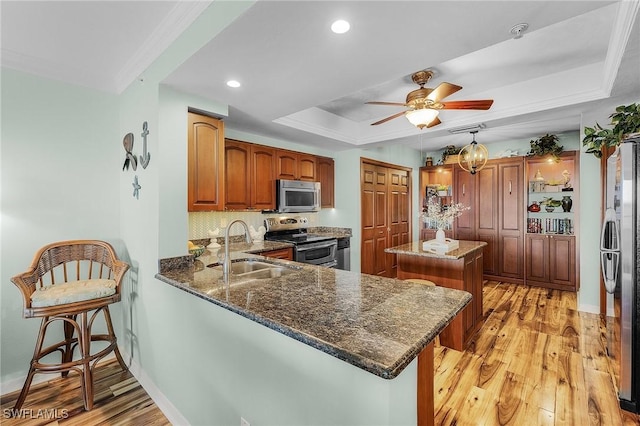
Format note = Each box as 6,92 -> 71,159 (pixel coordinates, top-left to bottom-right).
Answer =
317,156 -> 335,208
454,163 -> 501,277
276,150 -> 316,181
223,139 -> 335,211
224,139 -> 276,210
524,151 -> 579,291
422,157 -> 524,283
261,247 -> 293,260
188,112 -> 225,211
525,234 -> 576,290
497,160 -> 525,281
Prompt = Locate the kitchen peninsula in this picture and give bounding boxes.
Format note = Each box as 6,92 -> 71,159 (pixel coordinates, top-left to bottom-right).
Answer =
386,240 -> 487,351
156,245 -> 471,425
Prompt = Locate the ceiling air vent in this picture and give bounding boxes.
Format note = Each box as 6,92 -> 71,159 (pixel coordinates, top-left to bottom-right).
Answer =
448,123 -> 486,134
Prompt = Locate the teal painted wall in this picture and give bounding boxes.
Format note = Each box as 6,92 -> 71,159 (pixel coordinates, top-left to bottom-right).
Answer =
1,69 -> 120,384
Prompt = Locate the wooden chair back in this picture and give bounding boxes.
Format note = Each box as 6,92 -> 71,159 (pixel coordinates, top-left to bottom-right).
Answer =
11,240 -> 129,318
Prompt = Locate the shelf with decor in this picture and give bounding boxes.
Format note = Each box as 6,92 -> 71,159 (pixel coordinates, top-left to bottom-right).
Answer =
524,150 -> 579,291
525,151 -> 577,235
419,165 -> 454,237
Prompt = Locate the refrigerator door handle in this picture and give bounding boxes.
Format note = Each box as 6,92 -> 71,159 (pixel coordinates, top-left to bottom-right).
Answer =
600,250 -> 619,294
600,208 -> 619,251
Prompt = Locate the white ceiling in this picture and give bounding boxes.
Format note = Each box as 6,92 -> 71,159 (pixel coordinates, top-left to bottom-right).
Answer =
2,1 -> 639,153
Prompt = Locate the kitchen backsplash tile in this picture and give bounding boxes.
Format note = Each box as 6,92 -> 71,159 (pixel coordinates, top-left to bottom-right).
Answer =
189,211 -> 320,239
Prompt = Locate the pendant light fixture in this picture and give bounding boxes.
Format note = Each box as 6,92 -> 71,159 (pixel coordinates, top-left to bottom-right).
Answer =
458,130 -> 488,174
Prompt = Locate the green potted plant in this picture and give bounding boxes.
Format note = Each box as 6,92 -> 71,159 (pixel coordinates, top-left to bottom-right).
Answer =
440,145 -> 461,164
527,134 -> 563,160
582,103 -> 640,158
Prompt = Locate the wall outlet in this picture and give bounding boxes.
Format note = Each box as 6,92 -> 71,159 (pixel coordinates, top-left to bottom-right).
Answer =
240,417 -> 250,426
220,217 -> 228,227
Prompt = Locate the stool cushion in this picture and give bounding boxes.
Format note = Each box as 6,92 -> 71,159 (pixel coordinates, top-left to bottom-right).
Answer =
31,279 -> 116,307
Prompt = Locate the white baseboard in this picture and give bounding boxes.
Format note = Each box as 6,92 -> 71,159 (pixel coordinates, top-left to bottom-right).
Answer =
578,302 -> 600,314
1,348 -> 189,425
127,357 -> 190,425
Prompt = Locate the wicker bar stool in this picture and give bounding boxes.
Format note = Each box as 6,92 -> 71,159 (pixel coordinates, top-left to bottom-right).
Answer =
11,240 -> 130,412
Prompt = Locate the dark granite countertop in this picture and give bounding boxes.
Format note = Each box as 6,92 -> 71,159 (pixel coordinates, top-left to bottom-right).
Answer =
156,247 -> 470,380
385,240 -> 487,260
307,226 -> 352,239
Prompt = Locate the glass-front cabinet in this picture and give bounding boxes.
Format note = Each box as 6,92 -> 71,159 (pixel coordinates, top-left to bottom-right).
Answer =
524,151 -> 579,291
419,165 -> 453,240
525,151 -> 577,235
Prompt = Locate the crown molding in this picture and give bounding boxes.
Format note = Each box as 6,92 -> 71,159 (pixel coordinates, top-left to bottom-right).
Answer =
601,0 -> 640,96
113,1 -> 212,93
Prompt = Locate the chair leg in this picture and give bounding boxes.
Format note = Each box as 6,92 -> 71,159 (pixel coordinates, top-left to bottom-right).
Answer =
79,312 -> 94,411
13,317 -> 48,411
11,369 -> 36,413
61,316 -> 75,378
102,306 -> 128,371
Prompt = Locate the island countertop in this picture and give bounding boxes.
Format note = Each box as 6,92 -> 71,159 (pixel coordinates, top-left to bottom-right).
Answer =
385,240 -> 487,260
156,248 -> 471,380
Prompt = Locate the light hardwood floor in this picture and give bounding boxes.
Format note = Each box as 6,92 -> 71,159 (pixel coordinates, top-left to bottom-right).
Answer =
0,361 -> 170,425
1,281 -> 639,425
434,281 -> 640,425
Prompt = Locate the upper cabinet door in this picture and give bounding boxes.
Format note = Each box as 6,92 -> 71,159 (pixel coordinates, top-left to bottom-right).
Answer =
250,145 -> 276,210
276,150 -> 317,181
188,112 -> 224,212
276,150 -> 298,180
317,156 -> 335,208
297,153 -> 317,181
224,139 -> 251,210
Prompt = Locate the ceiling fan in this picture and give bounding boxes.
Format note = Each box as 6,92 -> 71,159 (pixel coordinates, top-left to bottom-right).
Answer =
366,70 -> 494,129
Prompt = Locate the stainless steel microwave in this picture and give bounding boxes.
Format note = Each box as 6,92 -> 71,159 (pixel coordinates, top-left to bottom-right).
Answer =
276,179 -> 321,213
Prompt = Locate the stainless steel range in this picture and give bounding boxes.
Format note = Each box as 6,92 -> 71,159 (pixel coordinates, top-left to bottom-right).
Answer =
264,216 -> 337,268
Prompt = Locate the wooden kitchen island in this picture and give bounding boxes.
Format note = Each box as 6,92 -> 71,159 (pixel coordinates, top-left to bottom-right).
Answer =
386,240 -> 487,351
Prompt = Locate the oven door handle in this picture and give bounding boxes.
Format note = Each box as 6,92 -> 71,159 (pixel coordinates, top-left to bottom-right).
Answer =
319,260 -> 338,268
295,240 -> 337,252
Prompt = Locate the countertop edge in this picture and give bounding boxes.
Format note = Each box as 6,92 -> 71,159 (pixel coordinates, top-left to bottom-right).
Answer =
385,240 -> 488,259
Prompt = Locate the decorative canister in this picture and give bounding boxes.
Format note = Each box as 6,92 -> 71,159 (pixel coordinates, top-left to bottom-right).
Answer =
425,157 -> 433,167
562,195 -> 573,212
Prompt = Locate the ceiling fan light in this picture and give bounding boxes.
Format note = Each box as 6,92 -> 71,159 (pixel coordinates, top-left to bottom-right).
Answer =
405,109 -> 439,129
458,131 -> 488,174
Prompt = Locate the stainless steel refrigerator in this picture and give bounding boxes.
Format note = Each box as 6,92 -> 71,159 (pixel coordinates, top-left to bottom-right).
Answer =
600,137 -> 640,413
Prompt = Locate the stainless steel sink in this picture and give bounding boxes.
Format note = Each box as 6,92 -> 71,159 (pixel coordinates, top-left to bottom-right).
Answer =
207,259 -> 300,280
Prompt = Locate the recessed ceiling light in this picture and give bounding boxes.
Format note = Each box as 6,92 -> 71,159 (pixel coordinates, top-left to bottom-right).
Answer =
226,80 -> 241,88
331,19 -> 350,34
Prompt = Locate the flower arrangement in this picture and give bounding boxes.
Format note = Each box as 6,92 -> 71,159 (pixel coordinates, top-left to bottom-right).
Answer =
421,199 -> 470,230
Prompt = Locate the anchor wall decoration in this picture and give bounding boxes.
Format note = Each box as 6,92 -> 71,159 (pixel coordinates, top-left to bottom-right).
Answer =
122,121 -> 152,199
139,121 -> 151,169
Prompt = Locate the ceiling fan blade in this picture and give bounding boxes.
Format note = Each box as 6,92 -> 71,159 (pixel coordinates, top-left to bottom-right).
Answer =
370,111 -> 407,125
440,100 -> 494,110
426,117 -> 441,128
366,101 -> 407,107
427,82 -> 462,102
